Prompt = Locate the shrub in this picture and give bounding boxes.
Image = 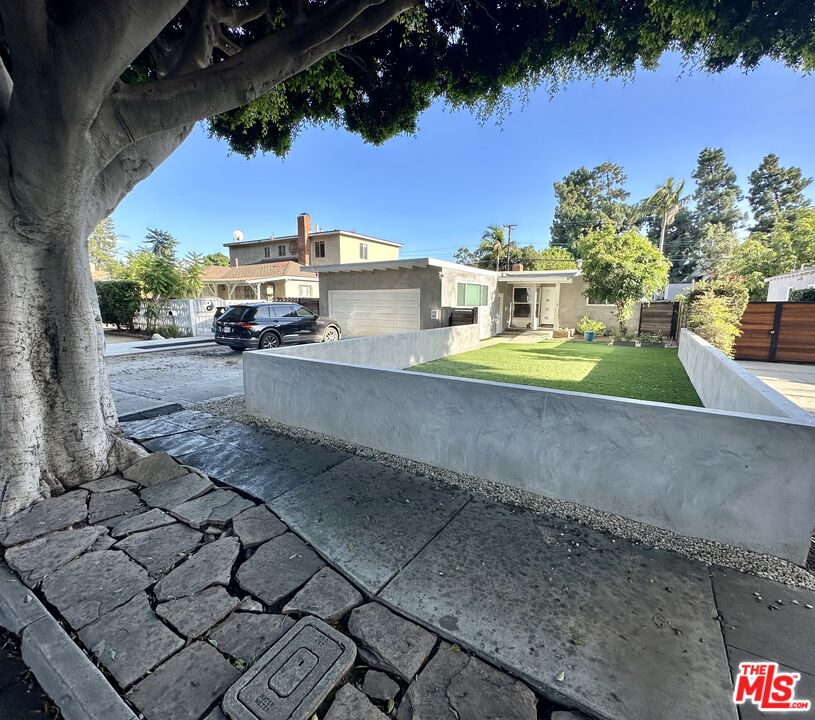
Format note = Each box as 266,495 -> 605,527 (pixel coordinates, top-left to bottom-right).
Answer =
95,280 -> 141,330
155,324 -> 185,338
789,288 -> 815,302
637,331 -> 664,344
576,316 -> 606,335
681,279 -> 749,357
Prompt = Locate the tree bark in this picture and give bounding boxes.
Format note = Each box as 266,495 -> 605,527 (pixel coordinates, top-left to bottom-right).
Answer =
0,214 -> 137,517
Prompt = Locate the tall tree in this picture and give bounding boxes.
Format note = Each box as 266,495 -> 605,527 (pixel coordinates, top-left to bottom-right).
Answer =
691,148 -> 745,231
88,217 -> 119,273
646,177 -> 687,253
203,252 -> 230,266
644,206 -> 697,282
535,247 -> 577,270
144,228 -> 179,261
576,223 -> 670,336
748,154 -> 813,231
550,163 -> 631,254
0,3 -> 813,514
478,225 -> 509,271
724,207 -> 815,299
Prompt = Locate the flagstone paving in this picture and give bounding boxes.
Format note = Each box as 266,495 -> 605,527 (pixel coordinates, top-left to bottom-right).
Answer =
1,407 -> 812,720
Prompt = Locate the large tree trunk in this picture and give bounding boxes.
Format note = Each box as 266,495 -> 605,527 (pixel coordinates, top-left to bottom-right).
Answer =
0,213 -> 136,517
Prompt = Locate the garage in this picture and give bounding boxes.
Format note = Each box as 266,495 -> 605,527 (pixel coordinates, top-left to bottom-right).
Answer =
328,289 -> 421,336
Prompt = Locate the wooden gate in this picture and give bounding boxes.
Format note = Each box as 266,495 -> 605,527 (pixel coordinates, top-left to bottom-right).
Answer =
734,302 -> 815,362
638,301 -> 682,339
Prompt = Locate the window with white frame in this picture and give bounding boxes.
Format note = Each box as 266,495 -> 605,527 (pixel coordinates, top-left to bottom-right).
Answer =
359,242 -> 368,260
298,285 -> 312,297
278,244 -> 287,257
586,295 -> 613,306
314,241 -> 326,258
457,282 -> 488,306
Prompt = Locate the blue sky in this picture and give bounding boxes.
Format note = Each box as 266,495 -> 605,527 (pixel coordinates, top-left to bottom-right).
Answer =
111,53 -> 815,260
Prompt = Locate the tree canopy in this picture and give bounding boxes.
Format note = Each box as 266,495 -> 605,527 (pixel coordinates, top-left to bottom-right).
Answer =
550,163 -> 634,254
88,217 -> 119,273
577,223 -> 670,335
748,154 -> 813,232
203,252 -> 230,266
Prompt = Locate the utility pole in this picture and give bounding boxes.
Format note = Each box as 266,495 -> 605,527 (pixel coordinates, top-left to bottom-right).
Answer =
504,224 -> 517,271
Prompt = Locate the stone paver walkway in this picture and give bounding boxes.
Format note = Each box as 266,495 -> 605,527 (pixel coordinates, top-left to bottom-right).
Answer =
107,346 -> 243,419
117,409 -> 815,720
739,360 -> 815,415
2,408 -> 813,720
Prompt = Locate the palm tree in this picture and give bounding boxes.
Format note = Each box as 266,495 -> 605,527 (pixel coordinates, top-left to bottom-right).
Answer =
479,225 -> 508,271
646,178 -> 687,253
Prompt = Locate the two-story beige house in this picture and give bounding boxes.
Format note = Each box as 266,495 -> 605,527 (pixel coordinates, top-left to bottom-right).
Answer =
201,213 -> 402,301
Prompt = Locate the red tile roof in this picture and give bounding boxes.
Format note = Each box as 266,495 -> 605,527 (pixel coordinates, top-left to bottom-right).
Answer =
201,261 -> 317,282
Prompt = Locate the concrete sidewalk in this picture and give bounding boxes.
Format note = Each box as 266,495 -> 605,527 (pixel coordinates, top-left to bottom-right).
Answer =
121,409 -> 815,720
739,361 -> 815,416
105,335 -> 215,358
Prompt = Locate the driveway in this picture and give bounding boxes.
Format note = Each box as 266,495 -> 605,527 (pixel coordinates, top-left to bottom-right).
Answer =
106,346 -> 245,418
738,360 -> 815,416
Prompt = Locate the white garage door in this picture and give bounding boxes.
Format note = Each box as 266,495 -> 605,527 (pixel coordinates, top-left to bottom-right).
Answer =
329,289 -> 421,337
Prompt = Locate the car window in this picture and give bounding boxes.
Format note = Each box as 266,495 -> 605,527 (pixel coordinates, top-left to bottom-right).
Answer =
276,304 -> 298,318
254,306 -> 272,319
295,305 -> 314,317
220,306 -> 248,322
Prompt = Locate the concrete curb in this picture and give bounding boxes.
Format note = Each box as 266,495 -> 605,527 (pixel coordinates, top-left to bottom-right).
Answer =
0,564 -> 136,720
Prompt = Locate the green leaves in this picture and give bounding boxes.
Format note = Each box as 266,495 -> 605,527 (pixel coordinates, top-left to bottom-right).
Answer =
193,0 -> 815,159
577,222 -> 670,333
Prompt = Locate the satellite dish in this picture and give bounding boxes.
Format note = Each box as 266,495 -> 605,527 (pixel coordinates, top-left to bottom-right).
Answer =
232,229 -> 245,242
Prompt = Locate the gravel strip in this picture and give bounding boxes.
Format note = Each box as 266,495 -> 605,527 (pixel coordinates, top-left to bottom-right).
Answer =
196,394 -> 815,591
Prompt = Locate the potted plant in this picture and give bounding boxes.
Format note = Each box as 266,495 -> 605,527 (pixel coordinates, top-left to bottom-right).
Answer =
577,316 -> 606,342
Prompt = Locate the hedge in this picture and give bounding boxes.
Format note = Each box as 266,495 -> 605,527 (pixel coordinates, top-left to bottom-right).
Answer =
789,287 -> 815,302
96,280 -> 141,330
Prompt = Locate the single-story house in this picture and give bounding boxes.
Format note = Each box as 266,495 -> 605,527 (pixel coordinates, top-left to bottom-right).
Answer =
765,266 -> 815,301
308,257 -> 639,339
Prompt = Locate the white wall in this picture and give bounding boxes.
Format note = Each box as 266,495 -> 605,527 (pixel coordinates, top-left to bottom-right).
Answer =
266,324 -> 480,369
245,332 -> 815,564
766,268 -> 815,301
133,297 -> 217,337
678,329 -> 812,422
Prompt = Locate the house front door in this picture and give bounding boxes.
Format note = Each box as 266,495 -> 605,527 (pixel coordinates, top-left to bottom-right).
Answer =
539,286 -> 557,327
511,286 -> 533,328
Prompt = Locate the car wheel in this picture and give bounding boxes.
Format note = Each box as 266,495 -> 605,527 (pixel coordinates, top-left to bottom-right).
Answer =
322,326 -> 340,342
258,332 -> 280,349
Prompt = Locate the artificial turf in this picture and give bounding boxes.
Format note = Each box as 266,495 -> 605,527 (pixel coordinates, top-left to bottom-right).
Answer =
410,339 -> 702,406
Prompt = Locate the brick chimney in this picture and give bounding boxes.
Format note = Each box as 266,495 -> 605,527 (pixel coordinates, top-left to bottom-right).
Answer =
297,213 -> 311,266
511,263 -> 524,272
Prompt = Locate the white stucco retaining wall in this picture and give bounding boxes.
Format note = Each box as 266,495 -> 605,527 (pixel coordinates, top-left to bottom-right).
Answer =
245,336 -> 815,563
269,324 -> 481,369
678,328 -> 812,423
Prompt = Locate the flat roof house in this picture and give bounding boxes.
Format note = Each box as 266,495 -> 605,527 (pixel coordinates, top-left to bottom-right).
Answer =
201,213 -> 402,301
308,258 -> 638,339
765,266 -> 815,301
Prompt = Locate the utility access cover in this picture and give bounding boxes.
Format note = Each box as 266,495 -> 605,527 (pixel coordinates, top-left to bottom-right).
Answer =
222,616 -> 356,720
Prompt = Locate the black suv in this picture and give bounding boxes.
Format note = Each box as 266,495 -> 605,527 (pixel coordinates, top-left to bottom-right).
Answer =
214,302 -> 341,350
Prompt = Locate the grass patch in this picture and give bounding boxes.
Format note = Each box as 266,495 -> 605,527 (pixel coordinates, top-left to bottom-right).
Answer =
411,340 -> 702,406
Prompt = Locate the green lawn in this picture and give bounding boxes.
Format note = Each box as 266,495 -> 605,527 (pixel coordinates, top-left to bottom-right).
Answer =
411,340 -> 702,406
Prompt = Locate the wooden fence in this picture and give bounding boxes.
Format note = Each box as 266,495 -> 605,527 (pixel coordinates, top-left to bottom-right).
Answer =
638,301 -> 683,340
734,302 -> 815,363
275,297 -> 320,315
449,307 -> 478,326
